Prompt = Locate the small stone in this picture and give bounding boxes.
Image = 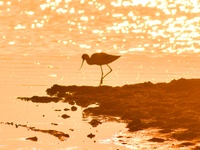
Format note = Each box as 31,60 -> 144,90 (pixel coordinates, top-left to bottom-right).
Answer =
61,114 -> 70,119
71,106 -> 77,111
117,135 -> 123,138
148,137 -> 165,143
69,101 -> 75,105
55,109 -> 62,111
122,142 -> 127,145
89,119 -> 102,127
51,123 -> 58,126
64,108 -> 70,111
179,142 -> 194,147
26,136 -> 38,142
87,133 -> 95,139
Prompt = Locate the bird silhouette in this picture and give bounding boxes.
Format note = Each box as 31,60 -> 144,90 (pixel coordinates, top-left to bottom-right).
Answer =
79,52 -> 120,86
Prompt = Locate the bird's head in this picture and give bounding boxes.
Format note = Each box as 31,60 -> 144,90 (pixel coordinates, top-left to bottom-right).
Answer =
82,54 -> 88,60
79,54 -> 89,70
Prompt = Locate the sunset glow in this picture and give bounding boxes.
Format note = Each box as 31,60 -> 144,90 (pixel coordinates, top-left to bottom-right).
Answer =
0,0 -> 198,55
1,0 -> 200,149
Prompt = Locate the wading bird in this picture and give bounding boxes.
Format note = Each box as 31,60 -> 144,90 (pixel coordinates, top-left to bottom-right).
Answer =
79,52 -> 120,86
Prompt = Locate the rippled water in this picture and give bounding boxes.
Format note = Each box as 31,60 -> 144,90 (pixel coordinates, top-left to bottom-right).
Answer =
1,0 -> 200,149
1,0 -> 200,55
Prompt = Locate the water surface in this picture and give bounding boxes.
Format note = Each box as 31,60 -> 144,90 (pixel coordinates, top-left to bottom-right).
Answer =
1,0 -> 200,149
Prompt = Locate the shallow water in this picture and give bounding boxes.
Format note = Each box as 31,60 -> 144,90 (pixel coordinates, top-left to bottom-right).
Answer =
1,54 -> 200,149
1,0 -> 200,149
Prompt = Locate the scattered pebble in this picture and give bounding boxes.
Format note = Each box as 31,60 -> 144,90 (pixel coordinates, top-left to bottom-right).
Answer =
55,109 -> 62,111
89,119 -> 102,127
71,106 -> 77,111
148,137 -> 165,143
69,101 -> 75,105
26,136 -> 38,142
117,135 -> 123,138
64,108 -> 70,111
179,142 -> 194,147
87,133 -> 95,139
6,122 -> 14,125
61,114 -> 70,119
122,142 -> 127,145
51,123 -> 58,126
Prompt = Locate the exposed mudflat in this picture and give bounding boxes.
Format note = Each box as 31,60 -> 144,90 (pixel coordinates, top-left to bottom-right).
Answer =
17,78 -> 200,147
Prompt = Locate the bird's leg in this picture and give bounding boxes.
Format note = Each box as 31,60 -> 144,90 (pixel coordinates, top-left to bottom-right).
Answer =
99,65 -> 112,86
99,65 -> 103,86
102,64 -> 112,80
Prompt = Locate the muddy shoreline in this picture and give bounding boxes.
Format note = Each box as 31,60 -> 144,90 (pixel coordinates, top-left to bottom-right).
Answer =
17,78 -> 200,147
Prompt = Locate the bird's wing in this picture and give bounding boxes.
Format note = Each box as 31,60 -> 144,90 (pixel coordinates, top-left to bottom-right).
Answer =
91,53 -> 119,65
89,53 -> 107,65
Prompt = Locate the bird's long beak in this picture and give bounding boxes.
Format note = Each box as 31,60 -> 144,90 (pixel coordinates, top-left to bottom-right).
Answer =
79,59 -> 84,70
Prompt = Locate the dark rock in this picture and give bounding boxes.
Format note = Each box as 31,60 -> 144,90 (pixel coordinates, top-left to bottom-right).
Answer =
17,78 -> 200,141
55,109 -> 62,111
122,142 -> 127,145
61,114 -> 70,119
87,133 -> 95,139
127,118 -> 144,131
1,121 -> 69,141
40,130 -> 69,141
89,119 -> 102,127
69,101 -> 75,105
172,130 -> 199,141
117,136 -> 123,138
6,122 -> 14,125
193,146 -> 200,150
148,137 -> 165,142
26,136 -> 38,142
51,123 -> 58,126
18,96 -> 59,103
62,133 -> 70,138
64,108 -> 70,111
159,129 -> 172,134
179,142 -> 194,147
71,106 -> 77,111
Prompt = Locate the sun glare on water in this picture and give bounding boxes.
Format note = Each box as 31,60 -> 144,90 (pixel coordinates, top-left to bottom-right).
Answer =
1,0 -> 200,150
0,0 -> 199,55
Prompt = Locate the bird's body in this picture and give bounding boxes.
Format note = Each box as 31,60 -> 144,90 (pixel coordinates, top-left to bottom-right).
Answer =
82,52 -> 120,65
79,52 -> 120,86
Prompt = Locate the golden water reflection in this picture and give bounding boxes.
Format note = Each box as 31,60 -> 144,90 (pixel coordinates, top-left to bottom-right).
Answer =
0,0 -> 199,55
1,0 -> 200,149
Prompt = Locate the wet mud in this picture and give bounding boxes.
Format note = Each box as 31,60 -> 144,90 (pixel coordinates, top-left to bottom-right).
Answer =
16,78 -> 200,144
0,122 -> 70,141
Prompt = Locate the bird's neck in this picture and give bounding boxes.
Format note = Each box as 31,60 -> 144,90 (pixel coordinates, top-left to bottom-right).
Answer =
85,57 -> 93,65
